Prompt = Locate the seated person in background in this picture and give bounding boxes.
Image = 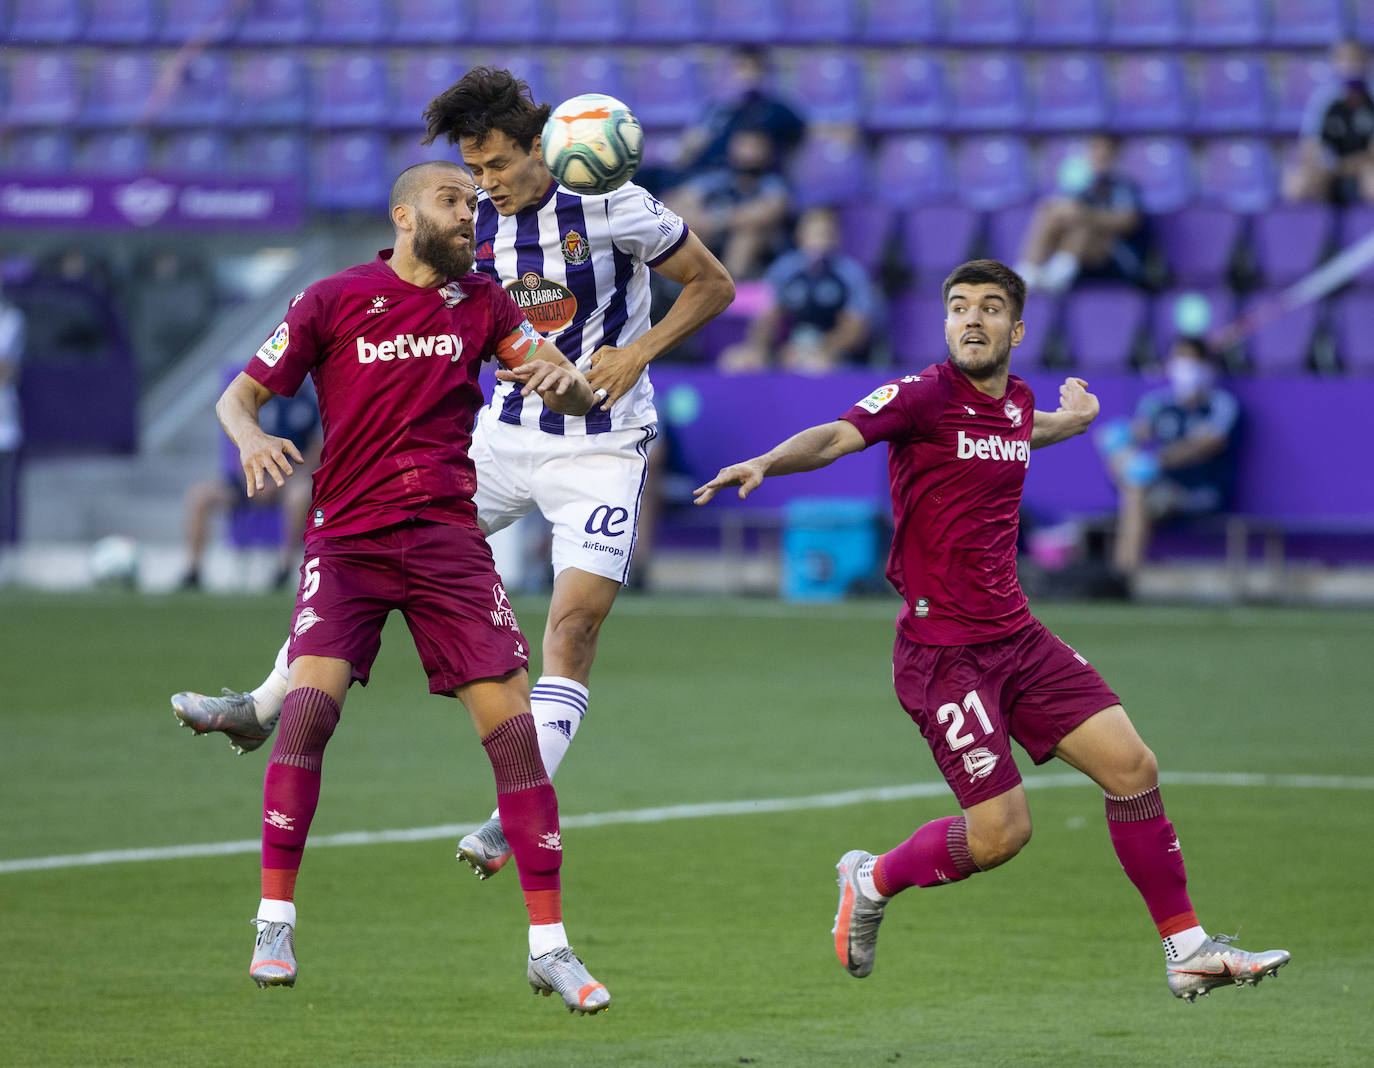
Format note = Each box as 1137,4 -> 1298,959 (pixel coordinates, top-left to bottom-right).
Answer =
719,205 -> 877,373
1283,38 -> 1374,205
1096,338 -> 1240,581
180,380 -> 321,590
668,127 -> 791,280
1015,135 -> 1145,294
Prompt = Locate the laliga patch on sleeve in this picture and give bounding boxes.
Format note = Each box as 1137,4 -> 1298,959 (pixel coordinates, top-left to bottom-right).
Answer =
856,383 -> 899,414
256,322 -> 289,367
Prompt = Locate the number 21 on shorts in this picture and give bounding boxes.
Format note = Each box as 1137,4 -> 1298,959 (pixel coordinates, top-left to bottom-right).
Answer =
936,690 -> 994,752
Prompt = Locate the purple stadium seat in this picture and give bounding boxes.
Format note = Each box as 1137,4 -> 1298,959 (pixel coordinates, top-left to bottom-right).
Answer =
4,52 -> 80,126
1186,0 -> 1266,47
864,53 -> 948,133
1110,55 -> 1190,132
75,130 -> 151,175
1355,0 -> 1374,45
466,0 -> 544,42
839,204 -> 894,274
860,0 -> 940,43
1151,287 -> 1235,352
1242,293 -> 1318,373
1152,205 -> 1242,286
387,135 -> 459,179
625,0 -> 705,42
230,53 -> 308,127
546,0 -> 629,43
1269,0 -> 1347,46
873,134 -> 955,209
954,136 -> 1033,211
944,0 -> 1026,44
1331,290 -> 1374,373
156,0 -> 237,43
1271,56 -> 1331,134
780,0 -> 860,42
312,52 -> 391,129
156,130 -> 232,175
633,54 -> 706,129
390,53 -> 469,130
5,0 -> 83,42
234,0 -> 312,44
85,52 -> 159,127
1251,203 -> 1334,285
1027,0 -> 1107,45
1119,137 -> 1194,212
310,132 -> 391,212
950,55 -> 1028,131
1031,55 -> 1109,132
789,51 -> 865,126
788,132 -> 871,209
499,52 -> 554,106
1337,204 -> 1374,285
556,53 -> 628,107
84,0 -> 156,43
904,205 -> 982,282
888,283 -> 950,364
232,130 -> 308,177
1037,136 -> 1088,195
703,0 -> 784,42
1106,0 -> 1184,46
390,0 -> 470,43
1191,56 -> 1270,134
984,203 -> 1036,265
6,130 -> 75,173
159,52 -> 233,127
1198,138 -> 1278,213
312,0 -> 389,43
1063,286 -> 1148,371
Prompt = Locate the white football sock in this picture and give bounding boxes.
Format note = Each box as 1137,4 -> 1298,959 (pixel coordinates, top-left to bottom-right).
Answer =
489,676 -> 588,822
250,641 -> 291,728
1163,925 -> 1208,962
256,898 -> 296,928
529,921 -> 568,959
856,856 -> 888,902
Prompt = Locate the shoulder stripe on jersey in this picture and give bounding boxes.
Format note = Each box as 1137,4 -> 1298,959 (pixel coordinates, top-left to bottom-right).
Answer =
646,224 -> 690,268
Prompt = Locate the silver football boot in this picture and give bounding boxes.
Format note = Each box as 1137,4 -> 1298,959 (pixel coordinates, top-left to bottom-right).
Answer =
250,919 -> 297,988
456,817 -> 513,879
527,946 -> 610,1014
832,849 -> 889,978
171,688 -> 276,754
1167,933 -> 1290,1002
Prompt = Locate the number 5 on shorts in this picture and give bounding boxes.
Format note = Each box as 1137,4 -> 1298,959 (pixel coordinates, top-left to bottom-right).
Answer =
936,690 -> 994,752
301,557 -> 321,600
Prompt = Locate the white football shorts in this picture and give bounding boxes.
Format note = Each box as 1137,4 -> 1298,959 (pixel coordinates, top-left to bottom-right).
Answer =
471,410 -> 658,585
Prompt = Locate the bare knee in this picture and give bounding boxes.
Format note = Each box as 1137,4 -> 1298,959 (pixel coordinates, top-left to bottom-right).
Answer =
1104,743 -> 1158,798
542,606 -> 605,673
967,810 -> 1033,870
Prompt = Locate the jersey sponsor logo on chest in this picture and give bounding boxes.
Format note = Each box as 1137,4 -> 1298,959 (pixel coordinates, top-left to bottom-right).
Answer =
355,332 -> 464,364
956,429 -> 1029,466
504,274 -> 578,334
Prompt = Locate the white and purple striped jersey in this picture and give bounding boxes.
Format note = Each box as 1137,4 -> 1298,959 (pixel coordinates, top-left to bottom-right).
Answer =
473,179 -> 688,435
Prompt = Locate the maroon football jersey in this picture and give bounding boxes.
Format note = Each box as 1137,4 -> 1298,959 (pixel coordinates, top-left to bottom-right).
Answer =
245,251 -> 527,542
840,359 -> 1036,646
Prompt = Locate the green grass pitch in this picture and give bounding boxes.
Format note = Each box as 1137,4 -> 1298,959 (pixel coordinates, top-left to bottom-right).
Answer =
1,591 -> 1371,1067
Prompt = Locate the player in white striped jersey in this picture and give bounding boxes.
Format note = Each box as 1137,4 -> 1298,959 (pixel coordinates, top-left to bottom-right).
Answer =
168,68 -> 735,880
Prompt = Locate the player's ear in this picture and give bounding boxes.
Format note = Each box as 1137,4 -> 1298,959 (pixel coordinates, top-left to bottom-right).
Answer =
1010,319 -> 1026,348
392,202 -> 412,233
530,135 -> 543,160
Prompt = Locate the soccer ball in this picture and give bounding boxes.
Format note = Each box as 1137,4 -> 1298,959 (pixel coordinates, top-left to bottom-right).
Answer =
89,535 -> 139,588
541,93 -> 643,195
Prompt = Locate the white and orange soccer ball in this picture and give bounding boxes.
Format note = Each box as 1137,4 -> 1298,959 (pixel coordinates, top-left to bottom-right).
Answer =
541,93 -> 643,195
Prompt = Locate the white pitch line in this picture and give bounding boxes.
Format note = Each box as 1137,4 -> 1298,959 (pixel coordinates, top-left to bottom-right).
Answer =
2,771 -> 1370,876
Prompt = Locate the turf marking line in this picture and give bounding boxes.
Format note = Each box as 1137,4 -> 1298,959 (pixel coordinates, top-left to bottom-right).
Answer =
3,771 -> 1371,875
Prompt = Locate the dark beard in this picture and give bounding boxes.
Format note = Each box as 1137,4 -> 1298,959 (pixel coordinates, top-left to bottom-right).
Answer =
413,213 -> 474,280
949,336 -> 1012,383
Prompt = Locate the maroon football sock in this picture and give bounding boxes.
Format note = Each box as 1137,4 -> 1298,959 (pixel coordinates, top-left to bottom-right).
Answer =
260,687 -> 340,901
874,815 -> 980,896
1105,786 -> 1199,937
483,715 -> 562,902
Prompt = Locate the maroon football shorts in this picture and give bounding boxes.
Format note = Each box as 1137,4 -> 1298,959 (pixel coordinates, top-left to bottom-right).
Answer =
286,519 -> 530,695
892,617 -> 1121,809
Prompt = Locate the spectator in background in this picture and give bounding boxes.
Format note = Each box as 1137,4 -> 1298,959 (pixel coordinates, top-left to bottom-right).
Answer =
1097,337 -> 1240,583
719,206 -> 878,373
1283,38 -> 1374,205
0,284 -> 25,555
1015,135 -> 1145,294
669,127 -> 791,279
677,45 -> 806,179
179,379 -> 321,591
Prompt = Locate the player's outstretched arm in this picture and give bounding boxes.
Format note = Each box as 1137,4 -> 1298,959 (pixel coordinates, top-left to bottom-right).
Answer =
693,419 -> 866,505
495,330 -> 595,416
1030,376 -> 1100,450
216,372 -> 303,498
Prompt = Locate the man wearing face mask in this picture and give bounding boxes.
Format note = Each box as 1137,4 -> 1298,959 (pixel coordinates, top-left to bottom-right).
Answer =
1283,38 -> 1374,204
1097,338 -> 1241,583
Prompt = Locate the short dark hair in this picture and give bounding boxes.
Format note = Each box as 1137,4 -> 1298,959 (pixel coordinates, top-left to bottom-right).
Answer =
421,67 -> 551,152
387,160 -> 469,217
941,260 -> 1027,322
